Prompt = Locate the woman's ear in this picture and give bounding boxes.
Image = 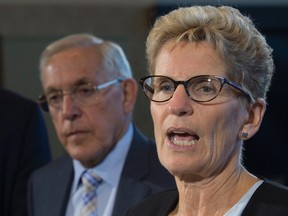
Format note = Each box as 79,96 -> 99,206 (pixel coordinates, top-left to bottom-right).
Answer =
240,98 -> 266,140
122,78 -> 138,114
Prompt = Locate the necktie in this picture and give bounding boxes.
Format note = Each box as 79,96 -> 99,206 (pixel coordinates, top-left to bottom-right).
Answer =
80,170 -> 102,216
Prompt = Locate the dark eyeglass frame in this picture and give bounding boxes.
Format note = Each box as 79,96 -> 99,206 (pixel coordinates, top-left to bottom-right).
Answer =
38,78 -> 124,112
139,75 -> 252,103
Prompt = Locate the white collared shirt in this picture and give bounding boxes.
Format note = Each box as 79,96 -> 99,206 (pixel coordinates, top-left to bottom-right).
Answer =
65,124 -> 133,216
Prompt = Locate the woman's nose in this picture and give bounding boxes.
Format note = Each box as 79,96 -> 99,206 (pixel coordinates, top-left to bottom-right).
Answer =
168,85 -> 193,116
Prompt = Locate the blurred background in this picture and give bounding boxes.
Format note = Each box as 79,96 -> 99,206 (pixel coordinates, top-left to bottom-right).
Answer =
0,0 -> 287,184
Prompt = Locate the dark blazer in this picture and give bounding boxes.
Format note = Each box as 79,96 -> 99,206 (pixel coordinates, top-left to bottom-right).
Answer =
0,88 -> 51,216
126,180 -> 288,216
28,126 -> 176,216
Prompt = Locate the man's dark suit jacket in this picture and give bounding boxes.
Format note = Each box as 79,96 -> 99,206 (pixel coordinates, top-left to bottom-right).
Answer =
126,180 -> 288,216
0,88 -> 51,216
28,126 -> 176,216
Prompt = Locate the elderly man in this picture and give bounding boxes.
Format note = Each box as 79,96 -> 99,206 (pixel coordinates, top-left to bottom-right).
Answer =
28,33 -> 175,216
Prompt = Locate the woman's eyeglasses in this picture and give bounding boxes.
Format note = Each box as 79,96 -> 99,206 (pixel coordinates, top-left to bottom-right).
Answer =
139,75 -> 252,103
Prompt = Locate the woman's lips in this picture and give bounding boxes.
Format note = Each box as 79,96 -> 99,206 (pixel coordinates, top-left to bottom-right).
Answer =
167,128 -> 199,148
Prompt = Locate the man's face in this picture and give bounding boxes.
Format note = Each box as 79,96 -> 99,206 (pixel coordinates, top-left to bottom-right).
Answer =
42,46 -> 129,167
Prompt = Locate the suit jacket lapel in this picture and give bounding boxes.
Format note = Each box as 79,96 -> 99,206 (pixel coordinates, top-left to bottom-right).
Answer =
112,126 -> 153,216
120,126 -> 150,179
43,156 -> 74,216
56,157 -> 74,216
112,177 -> 154,216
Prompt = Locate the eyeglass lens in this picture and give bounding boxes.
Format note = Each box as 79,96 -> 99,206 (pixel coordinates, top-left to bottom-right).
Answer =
141,76 -> 223,102
39,79 -> 122,112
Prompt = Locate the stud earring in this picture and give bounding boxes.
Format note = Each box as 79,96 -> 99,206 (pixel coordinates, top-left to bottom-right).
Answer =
241,131 -> 249,139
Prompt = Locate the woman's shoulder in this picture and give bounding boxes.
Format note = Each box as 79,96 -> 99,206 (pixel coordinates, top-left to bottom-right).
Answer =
259,180 -> 288,197
126,188 -> 178,216
242,180 -> 288,215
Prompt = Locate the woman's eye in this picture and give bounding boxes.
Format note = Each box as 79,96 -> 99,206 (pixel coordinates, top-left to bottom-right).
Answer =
200,85 -> 215,93
194,82 -> 217,94
159,82 -> 174,92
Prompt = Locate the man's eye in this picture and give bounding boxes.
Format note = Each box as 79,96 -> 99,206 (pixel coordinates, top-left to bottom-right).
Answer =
47,93 -> 62,104
77,86 -> 95,96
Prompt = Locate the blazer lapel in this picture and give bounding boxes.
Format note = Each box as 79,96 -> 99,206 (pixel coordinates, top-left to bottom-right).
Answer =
112,177 -> 154,216
39,156 -> 74,216
53,157 -> 74,216
112,127 -> 154,216
120,126 -> 150,179
53,170 -> 73,215
112,127 -> 166,216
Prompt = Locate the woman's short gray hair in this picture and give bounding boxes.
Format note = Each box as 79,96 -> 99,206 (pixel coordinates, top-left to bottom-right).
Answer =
146,5 -> 274,101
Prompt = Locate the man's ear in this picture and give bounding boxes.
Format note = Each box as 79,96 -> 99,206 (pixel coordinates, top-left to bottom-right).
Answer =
122,78 -> 138,114
240,98 -> 266,140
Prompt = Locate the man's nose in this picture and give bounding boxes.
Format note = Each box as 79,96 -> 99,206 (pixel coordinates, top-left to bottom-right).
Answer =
61,94 -> 81,120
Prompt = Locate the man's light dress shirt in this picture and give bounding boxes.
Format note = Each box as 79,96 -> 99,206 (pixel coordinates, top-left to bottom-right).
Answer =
65,124 -> 133,216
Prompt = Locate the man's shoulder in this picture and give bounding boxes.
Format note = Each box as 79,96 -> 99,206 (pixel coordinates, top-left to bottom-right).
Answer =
124,126 -> 175,188
31,155 -> 72,181
131,126 -> 155,146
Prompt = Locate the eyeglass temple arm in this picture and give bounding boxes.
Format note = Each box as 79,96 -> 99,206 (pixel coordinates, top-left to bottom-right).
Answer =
97,78 -> 123,90
225,79 -> 253,101
141,80 -> 154,94
38,95 -> 49,112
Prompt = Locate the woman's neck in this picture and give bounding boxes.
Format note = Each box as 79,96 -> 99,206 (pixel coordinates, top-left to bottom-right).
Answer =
171,166 -> 259,216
